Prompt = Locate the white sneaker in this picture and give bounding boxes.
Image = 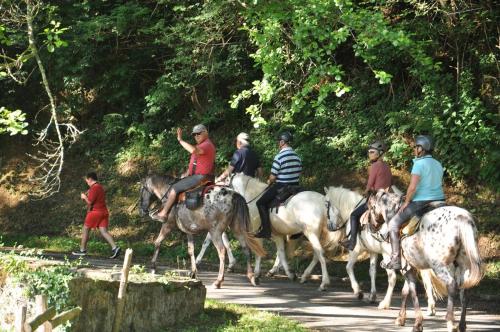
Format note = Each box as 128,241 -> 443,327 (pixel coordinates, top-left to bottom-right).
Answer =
72,249 -> 87,256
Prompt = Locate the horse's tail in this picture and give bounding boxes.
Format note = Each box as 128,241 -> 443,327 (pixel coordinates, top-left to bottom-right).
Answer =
421,269 -> 447,300
230,192 -> 267,258
319,195 -> 344,252
457,211 -> 484,289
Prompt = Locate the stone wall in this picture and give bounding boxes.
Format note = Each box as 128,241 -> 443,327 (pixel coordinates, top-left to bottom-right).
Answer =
69,277 -> 206,332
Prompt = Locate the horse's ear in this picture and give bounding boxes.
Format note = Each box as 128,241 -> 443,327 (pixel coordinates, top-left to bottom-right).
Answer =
324,187 -> 329,195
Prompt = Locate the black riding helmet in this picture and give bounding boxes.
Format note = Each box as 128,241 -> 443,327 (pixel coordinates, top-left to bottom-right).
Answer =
278,131 -> 292,143
369,140 -> 387,153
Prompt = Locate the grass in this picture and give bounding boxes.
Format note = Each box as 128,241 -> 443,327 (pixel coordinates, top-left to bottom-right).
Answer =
172,299 -> 307,332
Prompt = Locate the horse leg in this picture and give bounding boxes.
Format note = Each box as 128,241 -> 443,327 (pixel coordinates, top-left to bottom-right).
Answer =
151,221 -> 174,274
195,232 -> 212,267
300,254 -> 318,284
406,268 -> 423,332
378,265 -> 396,310
234,233 -> 257,286
222,232 -> 236,272
346,247 -> 363,299
306,234 -> 330,291
274,236 -> 295,280
254,252 -> 262,279
458,288 -> 467,332
266,253 -> 282,277
368,253 -> 378,303
210,231 -> 226,289
396,280 -> 409,327
420,269 -> 436,316
434,266 -> 458,332
186,234 -> 198,279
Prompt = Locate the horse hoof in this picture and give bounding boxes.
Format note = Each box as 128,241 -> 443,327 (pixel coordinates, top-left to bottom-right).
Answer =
226,266 -> 234,273
254,276 -> 260,285
212,282 -> 222,289
266,271 -> 275,278
369,293 -> 377,303
377,301 -> 390,310
357,292 -> 364,300
412,325 -> 423,332
426,309 -> 436,317
250,276 -> 257,287
189,272 -> 197,279
395,317 -> 406,327
287,273 -> 296,281
318,285 -> 327,291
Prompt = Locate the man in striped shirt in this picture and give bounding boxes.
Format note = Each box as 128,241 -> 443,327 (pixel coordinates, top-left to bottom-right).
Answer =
255,131 -> 303,239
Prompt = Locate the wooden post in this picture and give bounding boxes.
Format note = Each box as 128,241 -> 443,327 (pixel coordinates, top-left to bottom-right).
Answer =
24,307 -> 56,332
35,295 -> 52,332
112,248 -> 133,332
49,307 -> 82,328
15,305 -> 27,332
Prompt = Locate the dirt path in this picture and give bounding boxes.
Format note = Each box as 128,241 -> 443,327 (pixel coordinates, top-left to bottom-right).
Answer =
5,250 -> 500,331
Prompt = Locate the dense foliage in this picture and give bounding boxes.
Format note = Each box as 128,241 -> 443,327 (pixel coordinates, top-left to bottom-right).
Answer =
0,0 -> 498,189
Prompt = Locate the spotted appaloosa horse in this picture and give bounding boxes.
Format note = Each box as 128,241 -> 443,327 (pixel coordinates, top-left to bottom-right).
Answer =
367,189 -> 483,332
138,174 -> 266,288
324,186 -> 437,315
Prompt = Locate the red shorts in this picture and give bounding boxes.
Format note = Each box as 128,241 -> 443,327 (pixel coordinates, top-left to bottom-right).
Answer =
84,210 -> 109,229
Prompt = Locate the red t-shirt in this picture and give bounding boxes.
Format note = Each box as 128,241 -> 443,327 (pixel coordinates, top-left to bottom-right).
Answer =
87,183 -> 108,212
188,138 -> 216,175
366,160 -> 392,191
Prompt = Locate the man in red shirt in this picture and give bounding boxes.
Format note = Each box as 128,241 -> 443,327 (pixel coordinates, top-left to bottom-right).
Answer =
340,141 -> 392,251
72,172 -> 121,258
155,124 -> 216,221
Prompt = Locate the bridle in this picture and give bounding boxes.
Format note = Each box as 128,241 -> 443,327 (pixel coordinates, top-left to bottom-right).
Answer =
328,194 -> 365,232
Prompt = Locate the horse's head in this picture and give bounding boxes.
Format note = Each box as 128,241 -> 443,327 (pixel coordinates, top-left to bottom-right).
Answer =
138,179 -> 154,217
366,189 -> 402,226
323,191 -> 341,231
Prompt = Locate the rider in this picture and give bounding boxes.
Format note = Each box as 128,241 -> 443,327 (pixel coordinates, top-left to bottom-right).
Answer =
381,135 -> 445,270
340,141 -> 392,251
215,132 -> 263,183
155,124 -> 216,221
255,131 -> 302,239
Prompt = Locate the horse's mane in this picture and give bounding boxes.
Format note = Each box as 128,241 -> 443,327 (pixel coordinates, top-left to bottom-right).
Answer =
325,186 -> 364,221
145,174 -> 177,192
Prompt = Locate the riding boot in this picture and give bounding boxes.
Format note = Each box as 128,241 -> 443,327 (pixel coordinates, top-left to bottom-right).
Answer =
341,215 -> 359,251
255,204 -> 271,239
380,230 -> 402,270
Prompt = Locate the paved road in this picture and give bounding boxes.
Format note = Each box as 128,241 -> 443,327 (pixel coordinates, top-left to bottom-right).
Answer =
4,250 -> 499,331
198,271 -> 499,332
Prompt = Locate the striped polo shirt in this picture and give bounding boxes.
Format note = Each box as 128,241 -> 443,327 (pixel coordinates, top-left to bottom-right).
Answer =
271,147 -> 302,184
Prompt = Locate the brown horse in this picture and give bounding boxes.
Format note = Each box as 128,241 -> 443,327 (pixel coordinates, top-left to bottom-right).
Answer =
138,174 -> 266,288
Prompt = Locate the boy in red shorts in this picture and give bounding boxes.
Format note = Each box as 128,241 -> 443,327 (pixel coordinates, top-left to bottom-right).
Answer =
72,172 -> 121,259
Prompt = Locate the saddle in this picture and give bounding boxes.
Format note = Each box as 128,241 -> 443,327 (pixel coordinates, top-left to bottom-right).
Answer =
269,185 -> 304,213
401,201 -> 447,237
177,180 -> 215,210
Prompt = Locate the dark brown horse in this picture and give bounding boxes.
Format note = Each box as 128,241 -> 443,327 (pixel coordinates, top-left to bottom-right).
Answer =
139,174 -> 266,288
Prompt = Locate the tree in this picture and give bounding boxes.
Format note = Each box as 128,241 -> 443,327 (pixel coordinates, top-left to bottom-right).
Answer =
0,0 -> 81,199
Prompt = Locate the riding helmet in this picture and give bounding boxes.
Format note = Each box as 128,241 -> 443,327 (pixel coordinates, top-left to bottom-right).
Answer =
415,135 -> 433,152
368,141 -> 387,153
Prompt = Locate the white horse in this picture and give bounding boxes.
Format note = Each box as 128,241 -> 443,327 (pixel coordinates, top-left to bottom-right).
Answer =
324,186 -> 437,315
228,173 -> 342,290
367,189 -> 484,332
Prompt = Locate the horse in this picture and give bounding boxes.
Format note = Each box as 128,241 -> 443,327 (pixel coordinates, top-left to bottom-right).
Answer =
367,189 -> 483,332
138,174 -> 267,288
324,186 -> 437,315
229,173 -> 342,291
